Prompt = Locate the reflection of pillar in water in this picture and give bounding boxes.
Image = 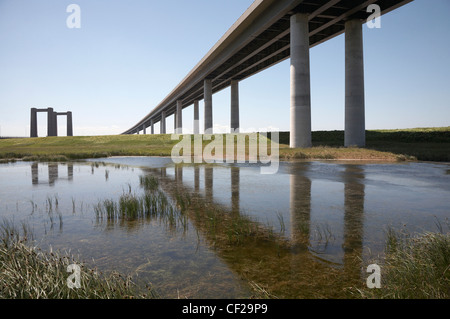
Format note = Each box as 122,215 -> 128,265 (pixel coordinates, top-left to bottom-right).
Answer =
205,166 -> 213,203
341,165 -> 365,285
289,163 -> 312,245
31,163 -> 39,185
48,163 -> 59,186
160,167 -> 166,178
231,167 -> 240,214
343,165 -> 365,255
175,165 -> 183,184
194,166 -> 200,193
68,163 -> 73,181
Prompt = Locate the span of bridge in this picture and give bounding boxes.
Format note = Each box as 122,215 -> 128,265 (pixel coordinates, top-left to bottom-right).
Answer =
122,0 -> 413,148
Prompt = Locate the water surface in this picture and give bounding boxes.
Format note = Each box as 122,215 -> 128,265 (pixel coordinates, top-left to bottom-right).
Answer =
0,158 -> 448,298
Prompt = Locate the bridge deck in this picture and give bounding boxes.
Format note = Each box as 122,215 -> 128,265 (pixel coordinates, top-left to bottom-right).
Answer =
123,0 -> 412,134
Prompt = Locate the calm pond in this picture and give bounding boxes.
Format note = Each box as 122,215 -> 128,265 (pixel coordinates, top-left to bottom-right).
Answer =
0,157 -> 449,298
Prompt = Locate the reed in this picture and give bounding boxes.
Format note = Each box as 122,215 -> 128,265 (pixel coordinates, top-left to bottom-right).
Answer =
354,227 -> 450,299
94,182 -> 187,232
0,220 -> 156,299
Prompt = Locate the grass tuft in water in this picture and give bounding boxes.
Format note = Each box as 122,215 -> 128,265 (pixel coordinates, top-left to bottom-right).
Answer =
0,220 -> 156,299
95,178 -> 187,232
354,227 -> 450,299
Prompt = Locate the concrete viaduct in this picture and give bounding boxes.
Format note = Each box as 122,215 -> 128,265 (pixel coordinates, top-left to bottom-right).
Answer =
122,0 -> 413,148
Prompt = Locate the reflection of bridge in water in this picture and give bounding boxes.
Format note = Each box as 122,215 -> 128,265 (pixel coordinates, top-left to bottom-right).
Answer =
140,162 -> 366,298
31,162 -> 74,186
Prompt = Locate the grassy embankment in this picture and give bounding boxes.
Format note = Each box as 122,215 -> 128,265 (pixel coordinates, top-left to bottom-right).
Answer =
0,127 -> 449,163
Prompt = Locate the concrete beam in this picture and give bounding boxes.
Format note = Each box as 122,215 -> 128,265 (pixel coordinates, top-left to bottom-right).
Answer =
290,13 -> 312,148
345,19 -> 365,147
230,80 -> 240,133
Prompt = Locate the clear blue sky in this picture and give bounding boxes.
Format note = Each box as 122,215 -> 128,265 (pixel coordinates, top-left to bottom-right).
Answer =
0,0 -> 449,137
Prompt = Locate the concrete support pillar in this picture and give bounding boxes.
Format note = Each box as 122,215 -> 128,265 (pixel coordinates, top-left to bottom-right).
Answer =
204,79 -> 213,134
30,108 -> 38,138
176,100 -> 183,134
67,112 -> 73,136
230,80 -> 240,133
53,111 -> 58,137
290,13 -> 312,148
174,112 -> 177,132
161,111 -> 166,134
345,19 -> 366,147
47,108 -> 55,137
193,100 -> 199,134
143,124 -> 146,135
151,119 -> 154,135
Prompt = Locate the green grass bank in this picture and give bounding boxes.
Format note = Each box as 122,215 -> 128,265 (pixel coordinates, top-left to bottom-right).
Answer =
0,127 -> 449,162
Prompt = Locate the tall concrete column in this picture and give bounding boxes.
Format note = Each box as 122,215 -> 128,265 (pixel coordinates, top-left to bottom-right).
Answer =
150,119 -> 154,135
30,108 -> 38,138
204,79 -> 213,134
143,124 -> 146,135
193,100 -> 199,134
230,80 -> 240,133
67,112 -> 73,136
53,111 -> 58,136
161,111 -> 166,134
176,100 -> 183,134
345,19 -> 365,147
47,108 -> 55,137
290,13 -> 312,148
174,112 -> 177,133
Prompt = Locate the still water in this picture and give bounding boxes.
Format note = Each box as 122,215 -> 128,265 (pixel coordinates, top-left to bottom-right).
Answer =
0,157 -> 449,298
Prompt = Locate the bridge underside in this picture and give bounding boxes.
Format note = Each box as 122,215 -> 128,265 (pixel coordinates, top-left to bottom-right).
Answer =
123,0 -> 412,145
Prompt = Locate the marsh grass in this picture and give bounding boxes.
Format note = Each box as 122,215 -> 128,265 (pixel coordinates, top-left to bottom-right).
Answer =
0,220 -> 156,299
95,177 -> 188,232
354,227 -> 450,299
